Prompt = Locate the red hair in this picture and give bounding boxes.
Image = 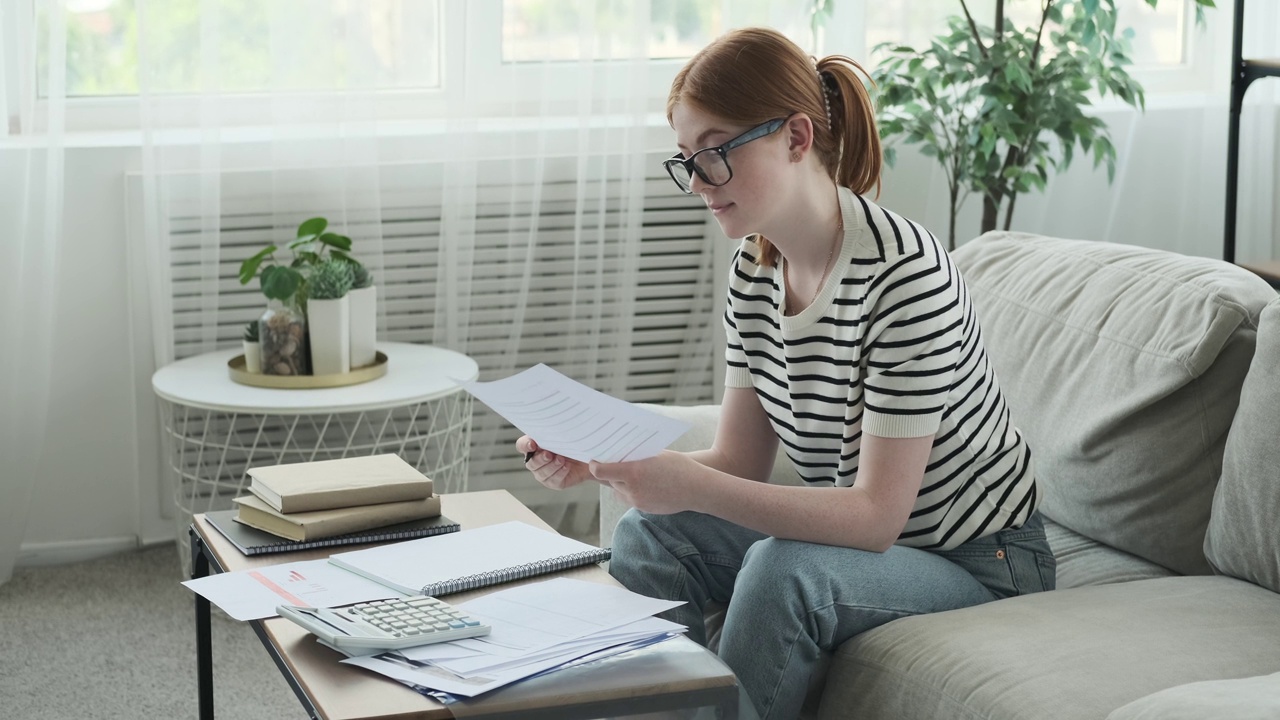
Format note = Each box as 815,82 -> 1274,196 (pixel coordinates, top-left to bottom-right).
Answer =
667,27 -> 882,267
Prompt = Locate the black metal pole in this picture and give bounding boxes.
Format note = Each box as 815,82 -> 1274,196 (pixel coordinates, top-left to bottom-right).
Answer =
191,526 -> 215,720
1224,0 -> 1248,264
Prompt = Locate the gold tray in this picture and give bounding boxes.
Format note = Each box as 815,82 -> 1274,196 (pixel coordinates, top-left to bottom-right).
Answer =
228,351 -> 388,389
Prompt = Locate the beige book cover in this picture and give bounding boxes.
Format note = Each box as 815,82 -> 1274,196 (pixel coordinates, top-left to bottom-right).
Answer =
232,493 -> 442,542
246,454 -> 433,513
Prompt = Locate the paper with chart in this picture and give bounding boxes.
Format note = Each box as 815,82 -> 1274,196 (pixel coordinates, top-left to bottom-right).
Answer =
182,559 -> 398,621
461,364 -> 691,463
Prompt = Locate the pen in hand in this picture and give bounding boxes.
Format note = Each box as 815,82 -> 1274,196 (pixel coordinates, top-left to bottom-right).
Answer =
525,450 -> 536,463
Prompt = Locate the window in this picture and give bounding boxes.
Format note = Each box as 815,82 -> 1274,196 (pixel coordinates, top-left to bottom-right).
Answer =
501,0 -> 813,63
860,0 -> 1208,96
42,0 -> 441,98
866,0 -> 1189,68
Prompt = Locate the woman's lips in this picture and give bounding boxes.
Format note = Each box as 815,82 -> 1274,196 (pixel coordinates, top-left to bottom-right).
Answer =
709,202 -> 733,215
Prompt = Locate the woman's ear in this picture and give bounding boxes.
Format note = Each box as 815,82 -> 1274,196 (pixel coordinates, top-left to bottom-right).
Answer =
785,114 -> 815,156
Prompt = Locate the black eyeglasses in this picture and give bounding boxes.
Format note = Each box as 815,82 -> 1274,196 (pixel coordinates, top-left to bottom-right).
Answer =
663,117 -> 786,194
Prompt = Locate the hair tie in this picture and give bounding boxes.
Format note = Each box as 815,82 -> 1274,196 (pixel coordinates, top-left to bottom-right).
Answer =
818,69 -> 834,129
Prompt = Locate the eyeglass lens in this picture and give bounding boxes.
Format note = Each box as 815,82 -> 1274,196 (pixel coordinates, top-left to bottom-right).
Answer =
670,150 -> 731,192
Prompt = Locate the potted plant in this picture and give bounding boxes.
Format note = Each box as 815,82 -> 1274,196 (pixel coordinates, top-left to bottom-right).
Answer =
238,217 -> 355,375
306,258 -> 355,375
821,0 -> 1214,249
348,263 -> 377,368
242,320 -> 262,373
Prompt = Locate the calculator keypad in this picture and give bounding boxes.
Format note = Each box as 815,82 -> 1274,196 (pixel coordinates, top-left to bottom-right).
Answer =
346,596 -> 484,639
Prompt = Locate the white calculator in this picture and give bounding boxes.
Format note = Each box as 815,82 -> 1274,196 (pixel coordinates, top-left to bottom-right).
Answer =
277,595 -> 491,654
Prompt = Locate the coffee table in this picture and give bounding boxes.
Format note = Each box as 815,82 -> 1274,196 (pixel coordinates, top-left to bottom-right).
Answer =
190,490 -> 741,719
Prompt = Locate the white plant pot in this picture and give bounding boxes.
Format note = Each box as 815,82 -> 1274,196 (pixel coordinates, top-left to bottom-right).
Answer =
349,284 -> 377,368
308,296 -> 351,375
242,340 -> 262,373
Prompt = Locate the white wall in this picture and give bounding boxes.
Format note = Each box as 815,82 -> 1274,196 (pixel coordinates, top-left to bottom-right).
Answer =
6,103 -> 1279,565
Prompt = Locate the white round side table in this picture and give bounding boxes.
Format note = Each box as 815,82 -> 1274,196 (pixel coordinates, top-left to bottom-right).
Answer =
152,341 -> 477,573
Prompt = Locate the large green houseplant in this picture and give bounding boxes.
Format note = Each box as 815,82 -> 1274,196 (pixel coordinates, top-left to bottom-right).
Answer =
825,0 -> 1214,249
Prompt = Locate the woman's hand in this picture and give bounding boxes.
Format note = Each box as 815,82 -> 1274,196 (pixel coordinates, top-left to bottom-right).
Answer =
517,436 -> 593,490
589,450 -> 702,515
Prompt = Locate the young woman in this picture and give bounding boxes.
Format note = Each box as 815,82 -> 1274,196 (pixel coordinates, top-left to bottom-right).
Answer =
518,27 -> 1054,720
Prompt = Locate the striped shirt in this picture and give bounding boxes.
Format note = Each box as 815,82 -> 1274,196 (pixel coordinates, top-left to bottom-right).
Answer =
724,187 -> 1039,550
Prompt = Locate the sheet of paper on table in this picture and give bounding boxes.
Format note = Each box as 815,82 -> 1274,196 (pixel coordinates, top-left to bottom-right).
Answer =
182,559 -> 399,621
339,577 -> 688,698
459,363 -> 691,463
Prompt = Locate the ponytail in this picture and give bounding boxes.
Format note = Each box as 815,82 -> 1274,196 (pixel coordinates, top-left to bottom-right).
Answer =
816,56 -> 882,199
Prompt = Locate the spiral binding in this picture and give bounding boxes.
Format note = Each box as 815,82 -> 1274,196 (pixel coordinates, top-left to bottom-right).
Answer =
418,547 -> 613,595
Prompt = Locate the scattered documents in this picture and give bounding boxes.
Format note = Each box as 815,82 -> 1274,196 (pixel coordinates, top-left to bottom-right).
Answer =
460,364 -> 691,463
340,577 -> 687,698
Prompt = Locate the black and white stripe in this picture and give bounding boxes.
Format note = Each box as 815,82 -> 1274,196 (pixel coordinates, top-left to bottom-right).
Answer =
723,188 -> 1038,550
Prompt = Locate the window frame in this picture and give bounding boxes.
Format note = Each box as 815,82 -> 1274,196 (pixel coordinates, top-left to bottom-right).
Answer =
0,0 -> 1231,139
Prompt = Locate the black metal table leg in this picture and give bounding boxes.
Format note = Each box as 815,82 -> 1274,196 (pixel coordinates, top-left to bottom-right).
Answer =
191,525 -> 214,720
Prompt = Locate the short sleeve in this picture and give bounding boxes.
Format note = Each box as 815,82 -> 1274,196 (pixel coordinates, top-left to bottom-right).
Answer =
861,253 -> 964,438
724,246 -> 753,388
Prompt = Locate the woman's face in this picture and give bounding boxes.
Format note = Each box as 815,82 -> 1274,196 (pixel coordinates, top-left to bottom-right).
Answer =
670,102 -> 790,240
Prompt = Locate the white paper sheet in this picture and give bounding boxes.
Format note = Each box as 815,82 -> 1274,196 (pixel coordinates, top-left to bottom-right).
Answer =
344,632 -> 681,698
434,577 -> 684,659
182,559 -> 399,621
430,618 -> 686,679
461,364 -> 691,463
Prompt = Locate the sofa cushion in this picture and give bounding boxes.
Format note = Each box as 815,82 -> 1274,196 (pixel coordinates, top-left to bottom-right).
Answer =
820,576 -> 1280,720
1105,672 -> 1280,720
1205,298 -> 1280,593
1045,517 -> 1176,589
951,233 -> 1275,575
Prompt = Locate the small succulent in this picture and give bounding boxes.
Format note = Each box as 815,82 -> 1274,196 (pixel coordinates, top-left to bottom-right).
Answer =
352,262 -> 374,290
243,320 -> 259,342
307,258 -> 355,300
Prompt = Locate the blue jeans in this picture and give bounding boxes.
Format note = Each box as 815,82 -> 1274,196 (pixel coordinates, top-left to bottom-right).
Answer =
608,509 -> 1056,720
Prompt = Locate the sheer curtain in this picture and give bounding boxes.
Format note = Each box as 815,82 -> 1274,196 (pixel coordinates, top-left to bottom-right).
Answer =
1233,0 -> 1278,264
0,0 -> 64,585
129,0 -> 790,531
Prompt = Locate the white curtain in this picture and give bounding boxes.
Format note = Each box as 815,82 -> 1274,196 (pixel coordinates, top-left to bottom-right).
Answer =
129,1 -> 813,534
1233,0 -> 1279,264
0,0 -> 64,585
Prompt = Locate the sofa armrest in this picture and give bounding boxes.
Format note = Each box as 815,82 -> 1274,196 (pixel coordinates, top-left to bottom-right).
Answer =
598,403 -> 802,547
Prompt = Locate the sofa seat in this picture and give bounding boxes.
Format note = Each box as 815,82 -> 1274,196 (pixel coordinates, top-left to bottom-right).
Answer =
823,576 -> 1280,720
1044,518 -> 1177,588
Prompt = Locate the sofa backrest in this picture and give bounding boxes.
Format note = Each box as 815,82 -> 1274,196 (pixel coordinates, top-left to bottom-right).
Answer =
951,232 -> 1276,575
1204,298 -> 1280,593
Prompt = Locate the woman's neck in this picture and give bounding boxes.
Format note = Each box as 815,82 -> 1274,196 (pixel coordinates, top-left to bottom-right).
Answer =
766,179 -> 842,275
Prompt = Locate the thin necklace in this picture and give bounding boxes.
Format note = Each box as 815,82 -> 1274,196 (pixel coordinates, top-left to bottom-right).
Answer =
789,215 -> 843,314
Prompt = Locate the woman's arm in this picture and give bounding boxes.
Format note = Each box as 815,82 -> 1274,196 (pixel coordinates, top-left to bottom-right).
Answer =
593,385 -> 932,551
684,432 -> 932,552
683,386 -> 780,482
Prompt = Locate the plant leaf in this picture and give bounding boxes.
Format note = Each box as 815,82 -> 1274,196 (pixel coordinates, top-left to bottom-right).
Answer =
297,217 -> 328,238
319,233 -> 353,252
238,246 -> 277,284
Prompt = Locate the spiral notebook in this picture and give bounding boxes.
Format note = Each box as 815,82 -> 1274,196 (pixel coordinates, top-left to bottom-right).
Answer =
204,510 -> 460,556
327,520 -> 612,596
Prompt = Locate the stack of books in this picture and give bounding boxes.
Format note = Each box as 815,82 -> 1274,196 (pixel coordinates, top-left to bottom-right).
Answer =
211,454 -> 457,554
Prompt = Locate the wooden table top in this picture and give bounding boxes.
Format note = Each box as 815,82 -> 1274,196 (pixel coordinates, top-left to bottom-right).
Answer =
194,490 -> 735,720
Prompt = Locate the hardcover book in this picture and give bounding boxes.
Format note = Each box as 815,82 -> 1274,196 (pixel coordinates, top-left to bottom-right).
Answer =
205,509 -> 459,556
246,453 -> 433,513
232,493 -> 442,542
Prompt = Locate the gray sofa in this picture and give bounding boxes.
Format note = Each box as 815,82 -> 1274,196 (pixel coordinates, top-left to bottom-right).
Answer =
599,232 -> 1280,719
